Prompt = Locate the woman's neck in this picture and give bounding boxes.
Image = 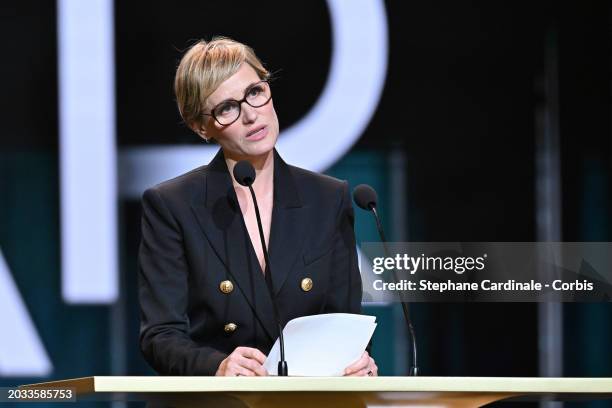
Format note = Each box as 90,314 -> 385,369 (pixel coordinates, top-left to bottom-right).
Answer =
224,149 -> 275,195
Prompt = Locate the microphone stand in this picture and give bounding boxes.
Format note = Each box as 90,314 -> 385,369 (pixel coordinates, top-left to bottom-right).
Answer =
247,185 -> 289,376
370,206 -> 419,376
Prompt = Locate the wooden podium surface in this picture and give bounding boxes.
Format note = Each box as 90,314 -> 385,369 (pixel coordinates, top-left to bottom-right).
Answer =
26,376 -> 612,408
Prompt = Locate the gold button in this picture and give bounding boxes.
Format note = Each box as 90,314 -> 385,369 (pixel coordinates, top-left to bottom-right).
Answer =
219,280 -> 234,294
224,323 -> 237,333
301,277 -> 313,292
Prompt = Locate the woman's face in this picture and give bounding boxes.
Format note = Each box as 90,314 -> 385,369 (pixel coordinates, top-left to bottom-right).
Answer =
199,64 -> 280,160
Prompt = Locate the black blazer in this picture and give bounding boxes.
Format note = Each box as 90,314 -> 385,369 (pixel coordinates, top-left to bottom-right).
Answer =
138,148 -> 362,375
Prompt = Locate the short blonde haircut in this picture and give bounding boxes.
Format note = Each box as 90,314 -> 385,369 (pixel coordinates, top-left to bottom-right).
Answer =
174,37 -> 269,131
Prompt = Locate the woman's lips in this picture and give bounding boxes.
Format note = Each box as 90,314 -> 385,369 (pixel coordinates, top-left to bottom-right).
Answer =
246,125 -> 268,141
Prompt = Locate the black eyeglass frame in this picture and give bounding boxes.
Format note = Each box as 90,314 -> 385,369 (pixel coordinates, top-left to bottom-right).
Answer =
202,80 -> 272,126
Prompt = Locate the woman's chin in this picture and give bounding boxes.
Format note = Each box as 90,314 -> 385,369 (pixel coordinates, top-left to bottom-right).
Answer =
223,143 -> 275,161
243,137 -> 277,157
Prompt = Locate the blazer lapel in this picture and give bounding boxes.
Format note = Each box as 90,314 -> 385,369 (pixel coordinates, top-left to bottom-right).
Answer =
267,150 -> 306,297
190,149 -> 278,341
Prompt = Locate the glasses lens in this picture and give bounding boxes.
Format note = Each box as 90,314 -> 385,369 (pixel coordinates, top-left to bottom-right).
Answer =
213,101 -> 240,125
246,82 -> 271,108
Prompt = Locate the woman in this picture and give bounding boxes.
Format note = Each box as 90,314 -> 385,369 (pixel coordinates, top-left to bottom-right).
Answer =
138,37 -> 378,377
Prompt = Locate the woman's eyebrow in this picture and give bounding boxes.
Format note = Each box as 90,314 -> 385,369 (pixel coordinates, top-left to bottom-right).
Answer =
214,81 -> 261,106
242,81 -> 260,93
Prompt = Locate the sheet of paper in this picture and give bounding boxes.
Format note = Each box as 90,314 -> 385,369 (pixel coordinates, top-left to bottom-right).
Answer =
263,313 -> 377,376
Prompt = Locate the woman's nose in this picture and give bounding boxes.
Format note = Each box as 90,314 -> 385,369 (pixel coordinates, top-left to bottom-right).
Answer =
241,103 -> 258,123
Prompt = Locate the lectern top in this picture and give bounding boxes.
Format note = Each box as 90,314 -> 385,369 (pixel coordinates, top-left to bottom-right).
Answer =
24,376 -> 612,395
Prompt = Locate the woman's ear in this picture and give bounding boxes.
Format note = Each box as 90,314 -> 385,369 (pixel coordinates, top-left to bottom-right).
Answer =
193,123 -> 210,142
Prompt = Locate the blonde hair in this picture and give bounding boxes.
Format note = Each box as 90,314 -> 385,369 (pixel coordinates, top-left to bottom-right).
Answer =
174,36 -> 269,131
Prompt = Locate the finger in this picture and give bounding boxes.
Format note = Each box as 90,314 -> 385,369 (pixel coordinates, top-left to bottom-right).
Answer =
347,353 -> 369,369
344,361 -> 369,376
358,351 -> 370,365
238,356 -> 267,376
344,353 -> 369,374
344,364 -> 367,375
242,347 -> 267,365
363,356 -> 377,375
228,361 -> 256,377
237,367 -> 256,376
247,355 -> 268,376
234,366 -> 255,377
344,367 -> 361,375
370,358 -> 378,376
232,347 -> 263,365
346,367 -> 370,377
254,365 -> 269,376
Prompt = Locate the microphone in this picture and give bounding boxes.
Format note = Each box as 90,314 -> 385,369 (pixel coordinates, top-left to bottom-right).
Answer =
233,160 -> 288,376
353,184 -> 386,242
353,184 -> 419,376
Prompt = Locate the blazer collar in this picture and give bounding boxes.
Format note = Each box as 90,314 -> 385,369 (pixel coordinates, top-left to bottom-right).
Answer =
204,148 -> 301,210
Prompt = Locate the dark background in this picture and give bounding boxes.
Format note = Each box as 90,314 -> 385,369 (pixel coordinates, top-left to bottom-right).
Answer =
1,1 -> 611,406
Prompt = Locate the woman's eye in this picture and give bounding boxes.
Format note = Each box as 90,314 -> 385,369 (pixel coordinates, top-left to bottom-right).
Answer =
248,86 -> 263,97
216,103 -> 235,115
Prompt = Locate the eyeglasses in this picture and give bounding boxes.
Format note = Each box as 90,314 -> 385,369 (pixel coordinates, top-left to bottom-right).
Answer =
203,80 -> 272,126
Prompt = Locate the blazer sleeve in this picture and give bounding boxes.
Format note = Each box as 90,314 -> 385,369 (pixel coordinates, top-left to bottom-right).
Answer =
322,181 -> 373,354
138,187 -> 227,375
322,181 -> 363,315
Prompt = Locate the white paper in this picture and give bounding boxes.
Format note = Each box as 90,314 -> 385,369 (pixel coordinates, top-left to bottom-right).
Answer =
263,313 -> 377,376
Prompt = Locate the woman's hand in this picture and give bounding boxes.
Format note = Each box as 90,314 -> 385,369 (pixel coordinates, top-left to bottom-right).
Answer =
343,351 -> 378,376
215,347 -> 268,376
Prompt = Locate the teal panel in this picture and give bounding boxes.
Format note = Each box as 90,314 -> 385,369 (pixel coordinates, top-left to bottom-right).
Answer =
0,152 -> 110,391
326,150 -> 411,375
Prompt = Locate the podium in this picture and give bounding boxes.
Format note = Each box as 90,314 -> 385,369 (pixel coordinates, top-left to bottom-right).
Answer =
25,376 -> 612,407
